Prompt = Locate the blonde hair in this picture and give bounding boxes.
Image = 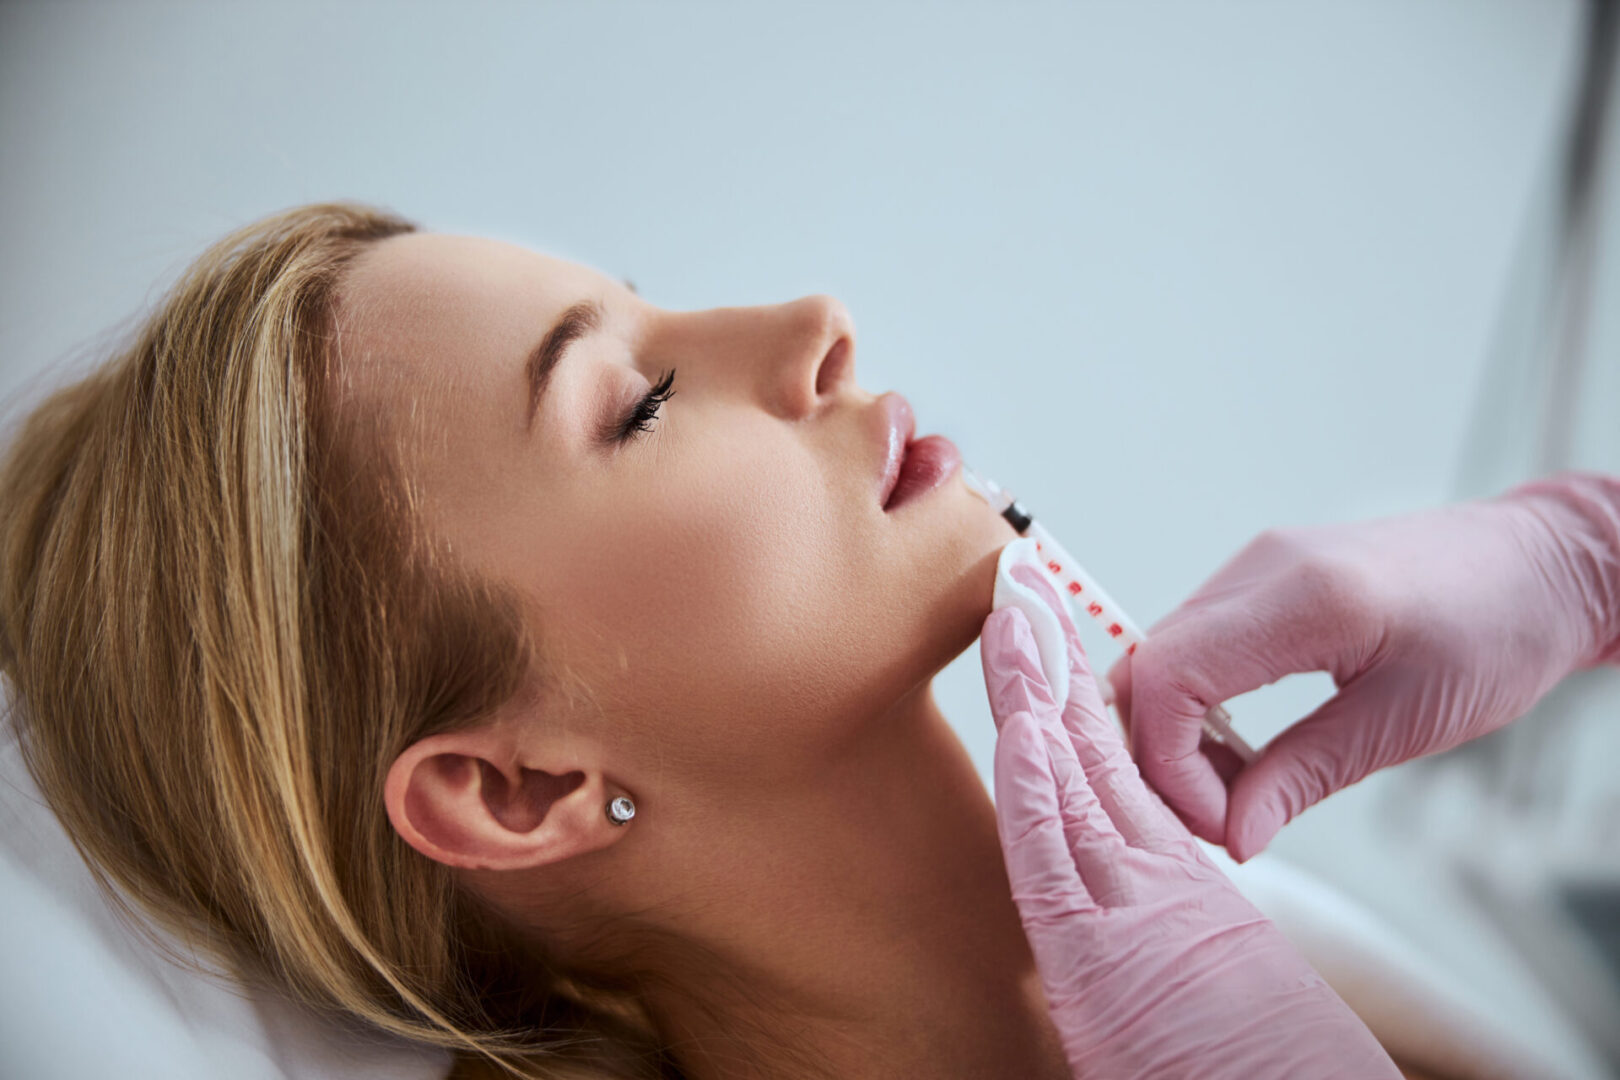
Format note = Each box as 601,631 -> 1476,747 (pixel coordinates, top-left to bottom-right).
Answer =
0,202 -> 674,1078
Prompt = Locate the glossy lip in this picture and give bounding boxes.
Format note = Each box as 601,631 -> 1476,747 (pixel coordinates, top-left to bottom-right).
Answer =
876,391 -> 916,510
889,434 -> 962,511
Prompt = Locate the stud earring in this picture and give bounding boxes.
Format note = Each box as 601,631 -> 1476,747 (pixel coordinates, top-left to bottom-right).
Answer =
606,795 -> 636,826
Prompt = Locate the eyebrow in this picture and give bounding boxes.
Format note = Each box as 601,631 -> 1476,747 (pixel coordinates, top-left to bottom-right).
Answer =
524,300 -> 602,432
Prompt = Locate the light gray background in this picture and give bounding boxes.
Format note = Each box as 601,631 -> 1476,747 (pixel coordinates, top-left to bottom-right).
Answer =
3,2 -> 1616,1077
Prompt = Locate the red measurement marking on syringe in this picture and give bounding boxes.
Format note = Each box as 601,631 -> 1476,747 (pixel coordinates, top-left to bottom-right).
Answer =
1047,560 -> 1063,576
1107,623 -> 1124,638
1087,602 -> 1104,617
1127,642 -> 1138,656
1066,581 -> 1083,596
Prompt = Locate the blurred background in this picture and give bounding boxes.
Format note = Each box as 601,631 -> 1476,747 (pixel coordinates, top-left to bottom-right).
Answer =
2,1 -> 1615,1077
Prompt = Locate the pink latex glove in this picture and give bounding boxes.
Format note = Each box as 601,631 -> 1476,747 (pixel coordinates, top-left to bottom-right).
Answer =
1107,471 -> 1620,861
982,558 -> 1399,1079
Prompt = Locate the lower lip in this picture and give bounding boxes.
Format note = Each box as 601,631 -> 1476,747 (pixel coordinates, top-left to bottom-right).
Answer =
884,435 -> 962,512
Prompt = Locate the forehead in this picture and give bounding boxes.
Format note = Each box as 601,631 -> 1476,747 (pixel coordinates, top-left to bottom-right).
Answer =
327,233 -> 619,488
345,230 -> 600,299
336,232 -> 606,382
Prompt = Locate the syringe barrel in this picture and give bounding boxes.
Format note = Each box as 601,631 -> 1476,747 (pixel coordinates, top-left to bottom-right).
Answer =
1026,522 -> 1257,764
965,464 -> 1256,762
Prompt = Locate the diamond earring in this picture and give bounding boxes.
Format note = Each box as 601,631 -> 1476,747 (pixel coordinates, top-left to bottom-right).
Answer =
606,795 -> 636,826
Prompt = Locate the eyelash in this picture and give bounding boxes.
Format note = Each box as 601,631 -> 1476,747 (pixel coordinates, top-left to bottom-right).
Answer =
613,368 -> 677,443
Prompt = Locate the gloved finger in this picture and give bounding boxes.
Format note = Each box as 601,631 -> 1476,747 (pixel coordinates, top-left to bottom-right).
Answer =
1224,678 -> 1389,862
1038,696 -> 1137,904
983,605 -> 1133,899
994,709 -> 1098,935
1118,631 -> 1238,845
1008,558 -> 1089,697
981,607 -> 1062,732
1005,561 -> 1191,854
1127,568 -> 1379,847
1059,628 -> 1190,855
1202,735 -> 1247,787
1116,651 -> 1244,841
1105,652 -> 1133,742
1008,558 -> 1083,637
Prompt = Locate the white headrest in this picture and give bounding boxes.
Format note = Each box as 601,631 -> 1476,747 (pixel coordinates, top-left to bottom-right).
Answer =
0,688 -> 450,1080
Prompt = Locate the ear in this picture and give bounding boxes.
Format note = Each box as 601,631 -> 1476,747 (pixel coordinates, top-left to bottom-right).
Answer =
384,728 -> 632,871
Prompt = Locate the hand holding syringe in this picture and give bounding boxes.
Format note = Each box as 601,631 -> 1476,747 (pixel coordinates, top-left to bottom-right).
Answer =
964,466 -> 1257,764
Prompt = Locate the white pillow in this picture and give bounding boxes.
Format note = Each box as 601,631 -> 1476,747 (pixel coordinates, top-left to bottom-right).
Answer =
0,699 -> 451,1080
1212,845 -> 1609,1080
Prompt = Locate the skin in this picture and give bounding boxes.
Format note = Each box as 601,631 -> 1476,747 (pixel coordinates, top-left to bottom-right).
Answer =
333,232 -> 1069,1079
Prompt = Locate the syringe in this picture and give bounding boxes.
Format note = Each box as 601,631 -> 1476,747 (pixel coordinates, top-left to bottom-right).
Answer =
964,466 -> 1257,764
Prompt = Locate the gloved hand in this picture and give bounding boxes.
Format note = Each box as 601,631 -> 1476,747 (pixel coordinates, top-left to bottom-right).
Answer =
982,559 -> 1399,1079
1107,471 -> 1620,860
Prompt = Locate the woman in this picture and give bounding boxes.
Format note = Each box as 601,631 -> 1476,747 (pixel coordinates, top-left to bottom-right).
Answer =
0,201 -> 1067,1079
0,201 -> 1436,1079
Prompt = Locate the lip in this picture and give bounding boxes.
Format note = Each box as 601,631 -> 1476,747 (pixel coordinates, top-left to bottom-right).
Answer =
876,392 -> 915,509
876,392 -> 961,512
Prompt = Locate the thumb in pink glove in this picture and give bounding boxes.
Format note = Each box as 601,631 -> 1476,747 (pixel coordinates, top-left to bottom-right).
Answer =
982,557 -> 1398,1079
1107,471 -> 1620,861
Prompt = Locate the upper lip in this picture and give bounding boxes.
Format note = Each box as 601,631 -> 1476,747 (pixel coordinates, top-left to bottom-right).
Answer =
876,391 -> 915,508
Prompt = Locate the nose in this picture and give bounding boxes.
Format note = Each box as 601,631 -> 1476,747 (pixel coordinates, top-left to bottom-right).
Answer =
657,293 -> 858,418
774,294 -> 857,419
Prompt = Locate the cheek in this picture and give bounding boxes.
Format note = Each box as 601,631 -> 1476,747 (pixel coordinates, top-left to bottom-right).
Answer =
539,435 -> 1007,773
553,447 -> 876,747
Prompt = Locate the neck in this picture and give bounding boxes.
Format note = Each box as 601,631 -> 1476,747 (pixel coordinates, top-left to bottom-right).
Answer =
628,682 -> 1069,1080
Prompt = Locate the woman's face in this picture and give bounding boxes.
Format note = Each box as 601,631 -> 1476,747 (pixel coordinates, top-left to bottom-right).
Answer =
336,233 -> 1013,787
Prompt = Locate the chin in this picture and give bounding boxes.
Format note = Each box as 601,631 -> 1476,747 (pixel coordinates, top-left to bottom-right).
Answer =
918,538 -> 1009,682
878,483 -> 1021,696
956,499 -> 1021,616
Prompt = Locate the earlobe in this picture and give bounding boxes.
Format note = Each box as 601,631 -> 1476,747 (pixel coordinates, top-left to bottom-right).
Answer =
383,731 -> 633,872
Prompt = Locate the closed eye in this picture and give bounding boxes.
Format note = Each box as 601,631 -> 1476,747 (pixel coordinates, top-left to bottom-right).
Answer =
605,369 -> 676,443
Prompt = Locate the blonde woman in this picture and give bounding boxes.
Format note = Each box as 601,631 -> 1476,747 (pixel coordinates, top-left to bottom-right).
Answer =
0,202 -> 1465,1079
